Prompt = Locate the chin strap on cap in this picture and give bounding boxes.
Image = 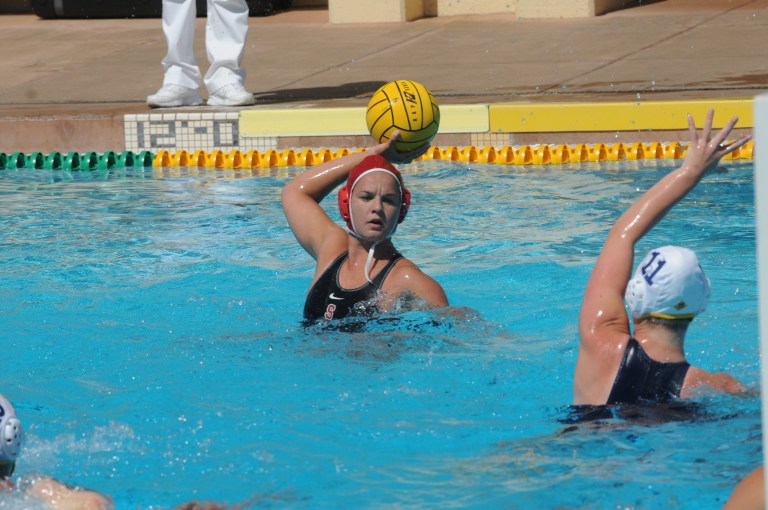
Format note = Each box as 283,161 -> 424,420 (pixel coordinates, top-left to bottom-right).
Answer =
363,242 -> 378,284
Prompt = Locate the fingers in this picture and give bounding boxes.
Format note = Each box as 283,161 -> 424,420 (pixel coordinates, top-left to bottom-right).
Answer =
681,109 -> 750,176
367,131 -> 398,156
733,133 -> 753,149
716,132 -> 752,154
710,116 -> 744,152
688,110 -> 749,154
717,115 -> 740,142
687,113 -> 698,140
384,142 -> 429,164
408,142 -> 432,160
379,129 -> 432,164
702,108 -> 714,142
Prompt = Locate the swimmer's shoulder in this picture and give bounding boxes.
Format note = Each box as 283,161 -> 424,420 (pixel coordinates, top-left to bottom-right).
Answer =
385,257 -> 448,307
385,256 -> 431,287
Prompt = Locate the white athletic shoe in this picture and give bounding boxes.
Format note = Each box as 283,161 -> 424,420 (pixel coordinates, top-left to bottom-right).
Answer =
207,83 -> 255,107
146,85 -> 203,108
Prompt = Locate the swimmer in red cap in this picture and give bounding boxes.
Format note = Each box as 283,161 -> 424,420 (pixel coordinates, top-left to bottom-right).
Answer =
574,110 -> 751,407
282,133 -> 448,323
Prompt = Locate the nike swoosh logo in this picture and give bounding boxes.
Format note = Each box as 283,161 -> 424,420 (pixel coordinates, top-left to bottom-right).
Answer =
329,293 -> 344,301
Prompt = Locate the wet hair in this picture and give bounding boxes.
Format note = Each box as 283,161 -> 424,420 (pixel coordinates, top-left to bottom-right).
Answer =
639,316 -> 693,335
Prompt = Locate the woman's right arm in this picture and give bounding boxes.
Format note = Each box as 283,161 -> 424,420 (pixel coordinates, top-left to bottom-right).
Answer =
281,133 -> 429,260
281,150 -> 376,260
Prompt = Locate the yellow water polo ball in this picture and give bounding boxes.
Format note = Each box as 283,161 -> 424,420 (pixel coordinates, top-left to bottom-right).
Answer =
366,80 -> 440,152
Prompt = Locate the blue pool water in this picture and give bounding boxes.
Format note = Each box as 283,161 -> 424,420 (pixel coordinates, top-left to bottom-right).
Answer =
0,159 -> 760,509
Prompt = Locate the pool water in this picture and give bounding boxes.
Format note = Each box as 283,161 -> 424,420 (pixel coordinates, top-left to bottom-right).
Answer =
0,160 -> 759,509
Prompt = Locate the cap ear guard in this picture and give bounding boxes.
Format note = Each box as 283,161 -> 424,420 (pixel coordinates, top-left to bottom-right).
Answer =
338,185 -> 352,226
0,397 -> 23,466
624,276 -> 645,320
398,188 -> 411,223
1,417 -> 22,460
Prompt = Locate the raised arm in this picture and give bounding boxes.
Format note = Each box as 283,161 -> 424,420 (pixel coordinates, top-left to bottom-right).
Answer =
282,149 -> 377,261
579,110 -> 751,345
281,134 -> 428,260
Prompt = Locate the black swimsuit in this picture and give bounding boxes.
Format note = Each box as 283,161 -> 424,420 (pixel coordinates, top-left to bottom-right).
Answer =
303,253 -> 403,322
560,338 -> 696,425
606,337 -> 690,405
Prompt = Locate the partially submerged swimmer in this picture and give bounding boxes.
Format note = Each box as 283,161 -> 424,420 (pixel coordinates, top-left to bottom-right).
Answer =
0,393 -> 113,510
573,109 -> 750,407
282,135 -> 448,323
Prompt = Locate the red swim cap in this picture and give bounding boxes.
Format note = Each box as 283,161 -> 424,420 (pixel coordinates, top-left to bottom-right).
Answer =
337,154 -> 411,235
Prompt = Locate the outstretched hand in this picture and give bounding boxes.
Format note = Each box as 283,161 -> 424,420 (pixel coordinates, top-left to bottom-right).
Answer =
681,109 -> 751,175
367,130 -> 431,164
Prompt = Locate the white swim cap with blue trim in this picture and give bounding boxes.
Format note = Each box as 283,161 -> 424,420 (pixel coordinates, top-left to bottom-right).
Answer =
625,245 -> 711,320
0,394 -> 23,464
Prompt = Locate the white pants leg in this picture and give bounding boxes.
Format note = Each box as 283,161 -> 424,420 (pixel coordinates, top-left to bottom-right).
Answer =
204,0 -> 249,94
160,0 -> 203,89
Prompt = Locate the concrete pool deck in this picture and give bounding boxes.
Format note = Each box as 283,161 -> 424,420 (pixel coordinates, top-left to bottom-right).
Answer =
0,0 -> 766,154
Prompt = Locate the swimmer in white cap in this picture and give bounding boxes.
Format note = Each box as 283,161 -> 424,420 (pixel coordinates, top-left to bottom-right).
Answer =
282,133 -> 448,323
0,393 -> 22,483
0,393 -> 113,509
573,109 -> 751,406
2,394 -> 268,508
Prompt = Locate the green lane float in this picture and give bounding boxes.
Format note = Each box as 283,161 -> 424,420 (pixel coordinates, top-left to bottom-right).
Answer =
0,151 -> 156,171
7,152 -> 27,169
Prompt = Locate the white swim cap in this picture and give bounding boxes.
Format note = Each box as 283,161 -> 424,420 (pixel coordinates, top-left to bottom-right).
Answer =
0,394 -> 23,466
625,246 -> 711,320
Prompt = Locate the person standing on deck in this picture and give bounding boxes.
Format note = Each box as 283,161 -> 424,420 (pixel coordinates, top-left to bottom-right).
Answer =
147,0 -> 255,108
